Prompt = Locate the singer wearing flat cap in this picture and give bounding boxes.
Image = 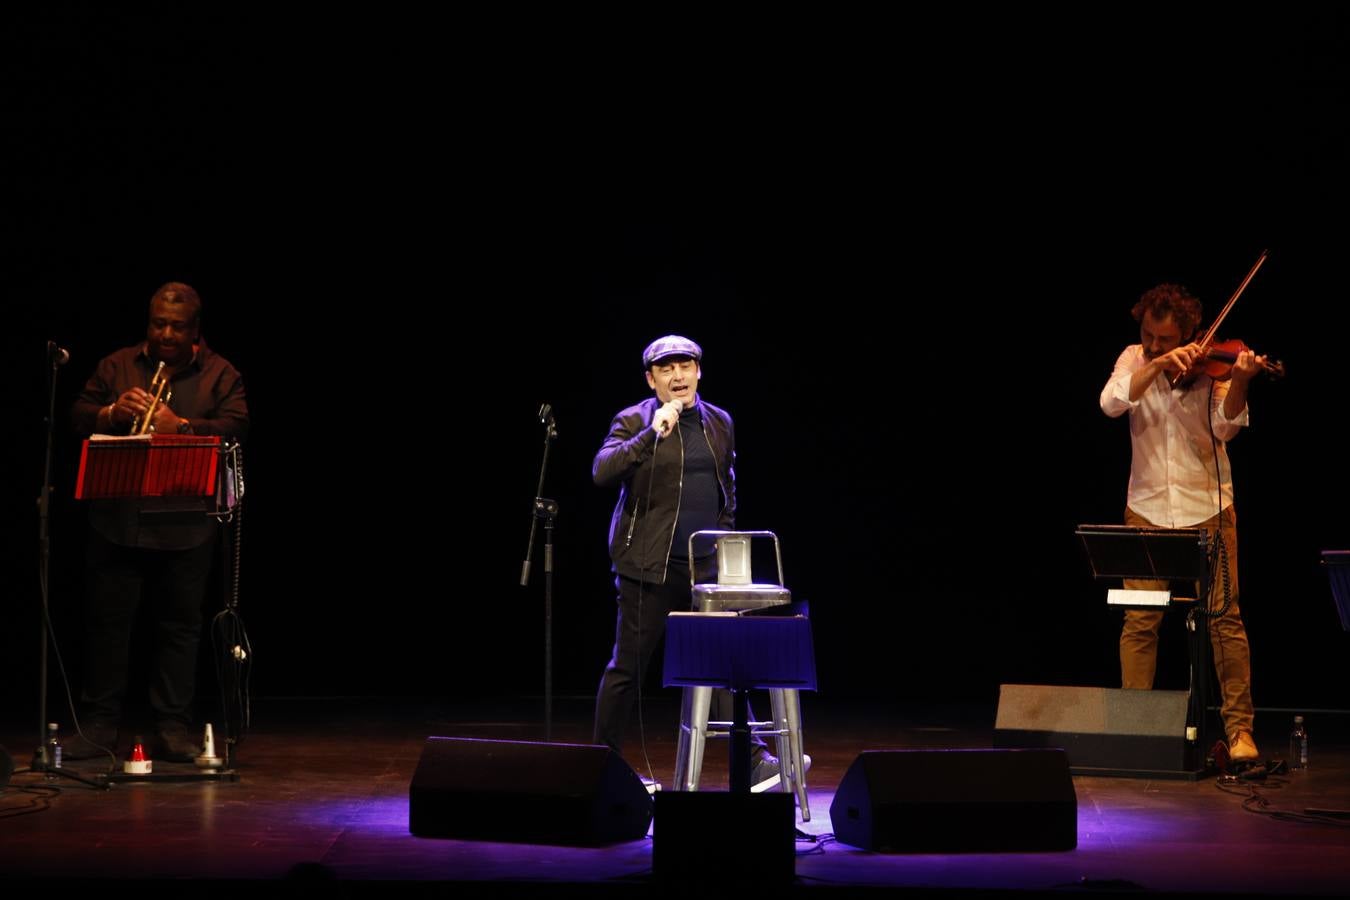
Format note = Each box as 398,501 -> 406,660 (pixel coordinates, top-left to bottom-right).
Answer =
591,335 -> 793,789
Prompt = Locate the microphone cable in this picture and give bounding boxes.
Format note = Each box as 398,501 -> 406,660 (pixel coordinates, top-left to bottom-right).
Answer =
633,402 -> 682,789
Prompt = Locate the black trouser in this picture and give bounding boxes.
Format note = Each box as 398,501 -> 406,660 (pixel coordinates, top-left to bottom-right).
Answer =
82,531 -> 214,727
593,558 -> 764,758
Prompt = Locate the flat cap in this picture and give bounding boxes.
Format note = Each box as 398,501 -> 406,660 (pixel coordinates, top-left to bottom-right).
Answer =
642,334 -> 703,368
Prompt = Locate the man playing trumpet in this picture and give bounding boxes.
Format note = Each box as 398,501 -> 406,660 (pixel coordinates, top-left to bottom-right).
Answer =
66,282 -> 249,763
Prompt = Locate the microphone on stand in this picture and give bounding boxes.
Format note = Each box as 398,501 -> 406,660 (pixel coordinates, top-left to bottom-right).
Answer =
47,341 -> 70,366
538,403 -> 557,438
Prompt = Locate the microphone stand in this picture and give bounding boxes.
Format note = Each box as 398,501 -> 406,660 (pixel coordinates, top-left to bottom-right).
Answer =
520,405 -> 558,741
25,345 -> 106,789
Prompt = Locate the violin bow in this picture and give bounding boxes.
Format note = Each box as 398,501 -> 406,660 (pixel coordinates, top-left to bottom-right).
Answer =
1171,248 -> 1269,388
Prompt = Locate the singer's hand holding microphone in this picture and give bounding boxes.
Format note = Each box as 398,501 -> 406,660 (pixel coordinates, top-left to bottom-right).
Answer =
652,399 -> 684,439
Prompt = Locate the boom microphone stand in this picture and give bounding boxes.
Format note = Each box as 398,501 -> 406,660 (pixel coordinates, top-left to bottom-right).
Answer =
520,404 -> 558,741
26,342 -> 106,788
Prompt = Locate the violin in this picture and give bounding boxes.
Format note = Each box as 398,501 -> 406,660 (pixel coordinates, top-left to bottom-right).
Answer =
1186,337 -> 1286,382
1170,250 -> 1287,387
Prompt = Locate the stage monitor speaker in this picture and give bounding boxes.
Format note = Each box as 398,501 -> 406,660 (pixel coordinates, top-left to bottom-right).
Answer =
829,748 -> 1077,852
653,791 -> 795,884
994,684 -> 1196,777
408,737 -> 652,845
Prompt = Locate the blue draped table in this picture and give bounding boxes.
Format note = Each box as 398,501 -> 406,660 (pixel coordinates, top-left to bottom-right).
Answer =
663,613 -> 816,792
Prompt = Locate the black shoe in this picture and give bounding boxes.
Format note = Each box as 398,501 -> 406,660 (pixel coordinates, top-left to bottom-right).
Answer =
156,723 -> 203,763
750,751 -> 812,793
63,722 -> 119,760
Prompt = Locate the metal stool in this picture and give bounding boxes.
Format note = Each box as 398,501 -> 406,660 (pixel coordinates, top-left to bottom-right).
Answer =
670,530 -> 811,820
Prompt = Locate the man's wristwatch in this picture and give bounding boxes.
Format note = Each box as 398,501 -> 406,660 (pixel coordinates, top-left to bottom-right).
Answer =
176,418 -> 192,434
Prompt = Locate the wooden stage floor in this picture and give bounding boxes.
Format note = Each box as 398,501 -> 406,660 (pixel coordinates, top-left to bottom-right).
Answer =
2,695 -> 1348,897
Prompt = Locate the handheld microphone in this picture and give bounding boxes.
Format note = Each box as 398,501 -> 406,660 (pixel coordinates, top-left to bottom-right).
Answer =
657,398 -> 684,438
47,341 -> 70,366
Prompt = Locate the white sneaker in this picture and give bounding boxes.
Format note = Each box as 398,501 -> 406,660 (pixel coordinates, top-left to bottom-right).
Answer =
750,752 -> 812,793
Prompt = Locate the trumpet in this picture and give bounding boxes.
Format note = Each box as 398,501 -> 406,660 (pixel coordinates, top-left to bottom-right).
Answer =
132,360 -> 174,434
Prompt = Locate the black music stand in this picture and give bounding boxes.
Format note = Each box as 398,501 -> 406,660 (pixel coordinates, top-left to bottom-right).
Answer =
74,435 -> 243,784
1321,551 -> 1350,633
1077,524 -> 1214,776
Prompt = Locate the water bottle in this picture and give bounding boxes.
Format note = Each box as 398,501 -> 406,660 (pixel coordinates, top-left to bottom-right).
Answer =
1289,715 -> 1308,770
45,722 -> 63,779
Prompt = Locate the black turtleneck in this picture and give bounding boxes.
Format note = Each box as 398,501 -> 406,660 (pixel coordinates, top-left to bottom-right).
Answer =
671,401 -> 719,562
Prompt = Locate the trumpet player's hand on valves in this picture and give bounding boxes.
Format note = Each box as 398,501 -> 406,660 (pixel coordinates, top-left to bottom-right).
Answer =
109,386 -> 183,434
109,387 -> 153,429
147,397 -> 184,434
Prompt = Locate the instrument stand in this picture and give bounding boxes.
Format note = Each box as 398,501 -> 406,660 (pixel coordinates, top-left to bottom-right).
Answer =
1185,601 -> 1216,774
519,406 -> 558,741
101,760 -> 240,785
204,447 -> 249,780
1077,524 -> 1217,778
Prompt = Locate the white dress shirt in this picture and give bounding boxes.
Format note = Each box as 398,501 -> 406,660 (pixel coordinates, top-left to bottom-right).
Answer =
1100,344 -> 1250,528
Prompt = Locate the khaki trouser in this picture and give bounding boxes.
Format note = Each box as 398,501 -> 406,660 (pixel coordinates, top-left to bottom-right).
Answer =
1119,506 -> 1254,738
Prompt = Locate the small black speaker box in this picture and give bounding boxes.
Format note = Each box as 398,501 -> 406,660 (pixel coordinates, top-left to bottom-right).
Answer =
408,737 -> 652,845
829,748 -> 1077,852
653,791 -> 796,883
995,684 -> 1197,777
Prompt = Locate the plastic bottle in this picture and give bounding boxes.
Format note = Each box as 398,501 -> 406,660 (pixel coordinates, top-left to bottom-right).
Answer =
45,722 -> 63,778
1289,715 -> 1308,770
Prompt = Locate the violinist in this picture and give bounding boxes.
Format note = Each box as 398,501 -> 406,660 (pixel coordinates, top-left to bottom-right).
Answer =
1099,282 -> 1263,768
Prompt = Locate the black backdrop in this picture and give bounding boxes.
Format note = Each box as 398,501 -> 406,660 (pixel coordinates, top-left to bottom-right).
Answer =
5,11 -> 1348,723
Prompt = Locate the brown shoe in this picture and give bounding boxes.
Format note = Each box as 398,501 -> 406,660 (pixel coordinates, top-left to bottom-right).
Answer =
63,722 -> 119,760
1229,730 -> 1259,763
